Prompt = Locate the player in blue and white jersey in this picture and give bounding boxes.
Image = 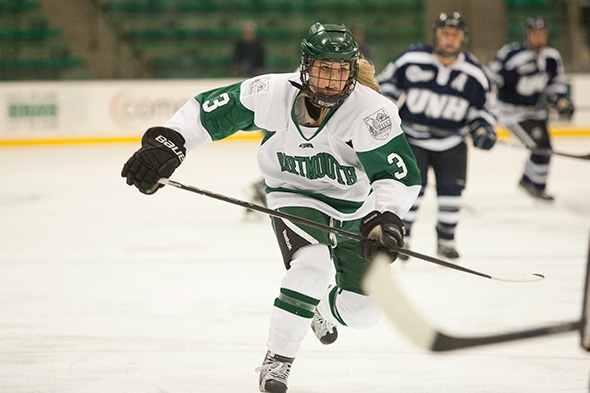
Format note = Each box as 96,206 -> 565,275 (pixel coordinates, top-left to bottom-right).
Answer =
376,11 -> 496,260
485,16 -> 574,201
121,23 -> 421,393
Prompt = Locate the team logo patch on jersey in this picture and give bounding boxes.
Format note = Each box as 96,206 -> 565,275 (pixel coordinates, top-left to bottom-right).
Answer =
245,76 -> 270,95
517,62 -> 537,75
363,108 -> 392,140
406,65 -> 435,83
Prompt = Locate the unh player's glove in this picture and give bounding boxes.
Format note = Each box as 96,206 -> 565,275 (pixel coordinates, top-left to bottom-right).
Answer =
121,126 -> 186,194
471,125 -> 496,150
357,211 -> 405,262
556,97 -> 575,120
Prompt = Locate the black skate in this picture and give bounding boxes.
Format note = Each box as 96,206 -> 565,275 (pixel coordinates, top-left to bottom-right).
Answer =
519,177 -> 554,201
256,350 -> 293,393
437,239 -> 460,260
310,309 -> 338,345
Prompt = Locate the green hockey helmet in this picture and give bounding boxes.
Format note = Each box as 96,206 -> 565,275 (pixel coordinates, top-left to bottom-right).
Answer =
301,22 -> 360,62
298,22 -> 360,108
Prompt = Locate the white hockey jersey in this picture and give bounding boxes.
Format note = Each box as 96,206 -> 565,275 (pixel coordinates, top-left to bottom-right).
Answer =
163,72 -> 421,221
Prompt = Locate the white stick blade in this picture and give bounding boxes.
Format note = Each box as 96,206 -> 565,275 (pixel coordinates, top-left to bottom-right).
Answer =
362,253 -> 438,350
490,273 -> 545,283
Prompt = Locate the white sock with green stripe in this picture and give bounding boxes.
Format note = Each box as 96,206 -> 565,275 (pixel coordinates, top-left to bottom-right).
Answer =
266,244 -> 334,358
267,307 -> 316,358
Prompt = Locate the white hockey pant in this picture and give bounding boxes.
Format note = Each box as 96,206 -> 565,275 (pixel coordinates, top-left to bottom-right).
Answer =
266,244 -> 380,358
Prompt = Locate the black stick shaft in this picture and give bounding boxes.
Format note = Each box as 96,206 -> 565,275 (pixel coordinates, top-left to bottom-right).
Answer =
158,178 -> 540,282
497,138 -> 590,160
432,320 -> 582,351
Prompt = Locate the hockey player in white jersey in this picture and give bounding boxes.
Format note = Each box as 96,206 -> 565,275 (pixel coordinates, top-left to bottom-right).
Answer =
485,16 -> 574,201
121,23 -> 421,393
376,11 -> 496,260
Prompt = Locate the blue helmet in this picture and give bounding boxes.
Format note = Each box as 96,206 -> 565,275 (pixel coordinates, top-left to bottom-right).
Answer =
526,16 -> 547,30
434,11 -> 468,32
432,11 -> 468,57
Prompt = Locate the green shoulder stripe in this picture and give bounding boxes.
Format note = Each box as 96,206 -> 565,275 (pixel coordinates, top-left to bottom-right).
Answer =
356,135 -> 421,187
194,82 -> 257,141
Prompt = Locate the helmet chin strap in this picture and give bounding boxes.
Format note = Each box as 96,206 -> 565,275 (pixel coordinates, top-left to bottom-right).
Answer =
289,79 -> 304,90
289,80 -> 348,108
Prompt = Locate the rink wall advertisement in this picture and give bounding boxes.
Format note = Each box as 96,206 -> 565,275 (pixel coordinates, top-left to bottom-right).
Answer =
0,76 -> 589,144
0,78 -> 253,144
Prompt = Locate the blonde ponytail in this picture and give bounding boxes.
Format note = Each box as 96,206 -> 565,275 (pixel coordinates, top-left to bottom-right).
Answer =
356,58 -> 380,92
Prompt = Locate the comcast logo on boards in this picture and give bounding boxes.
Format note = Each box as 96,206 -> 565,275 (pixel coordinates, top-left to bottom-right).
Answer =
110,90 -> 186,129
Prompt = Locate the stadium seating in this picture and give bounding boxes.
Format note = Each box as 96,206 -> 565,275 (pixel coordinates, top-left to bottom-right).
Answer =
505,0 -> 566,52
1,0 -> 569,80
99,0 -> 424,78
0,0 -> 85,80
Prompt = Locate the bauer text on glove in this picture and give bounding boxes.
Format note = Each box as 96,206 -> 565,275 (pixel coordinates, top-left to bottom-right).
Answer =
121,126 -> 186,195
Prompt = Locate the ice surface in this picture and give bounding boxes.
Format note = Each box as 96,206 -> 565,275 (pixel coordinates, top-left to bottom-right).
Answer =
1,138 -> 589,392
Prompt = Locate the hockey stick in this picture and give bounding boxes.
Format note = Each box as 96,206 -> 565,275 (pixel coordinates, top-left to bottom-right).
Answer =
158,178 -> 543,283
497,138 -> 590,160
579,231 -> 590,352
363,252 -> 582,351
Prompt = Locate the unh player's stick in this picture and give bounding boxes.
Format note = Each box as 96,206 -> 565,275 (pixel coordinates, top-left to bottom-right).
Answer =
497,137 -> 590,161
